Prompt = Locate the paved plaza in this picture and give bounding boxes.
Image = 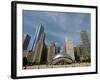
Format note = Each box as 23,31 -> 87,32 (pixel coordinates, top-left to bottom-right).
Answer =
23,63 -> 91,69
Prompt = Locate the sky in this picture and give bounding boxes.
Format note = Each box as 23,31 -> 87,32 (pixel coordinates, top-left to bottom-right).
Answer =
23,10 -> 91,50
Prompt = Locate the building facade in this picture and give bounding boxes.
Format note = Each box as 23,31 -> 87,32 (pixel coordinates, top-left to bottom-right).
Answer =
74,47 -> 81,62
23,34 -> 31,50
32,24 -> 44,51
64,37 -> 75,61
80,31 -> 90,61
23,50 -> 34,66
32,32 -> 46,64
23,24 -> 47,65
40,43 -> 47,64
47,42 -> 56,64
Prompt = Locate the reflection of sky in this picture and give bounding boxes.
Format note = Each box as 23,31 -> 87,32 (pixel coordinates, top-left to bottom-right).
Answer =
23,10 -> 91,50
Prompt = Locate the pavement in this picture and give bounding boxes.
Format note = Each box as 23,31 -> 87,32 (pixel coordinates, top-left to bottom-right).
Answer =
23,62 -> 91,69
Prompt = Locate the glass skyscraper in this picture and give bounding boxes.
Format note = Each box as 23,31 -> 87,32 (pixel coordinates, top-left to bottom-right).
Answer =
31,24 -> 46,63
32,24 -> 44,51
80,31 -> 90,61
64,37 -> 75,61
47,41 -> 56,64
23,34 -> 31,50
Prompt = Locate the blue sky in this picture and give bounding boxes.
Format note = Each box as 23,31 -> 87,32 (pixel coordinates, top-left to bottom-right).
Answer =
23,10 -> 91,50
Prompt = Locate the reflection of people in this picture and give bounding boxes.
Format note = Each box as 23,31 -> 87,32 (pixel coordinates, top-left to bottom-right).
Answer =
23,57 -> 28,69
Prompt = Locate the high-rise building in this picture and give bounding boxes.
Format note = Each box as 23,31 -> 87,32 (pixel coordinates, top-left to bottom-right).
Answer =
32,32 -> 45,64
23,34 -> 31,50
74,47 -> 81,62
40,44 -> 47,64
32,24 -> 45,64
23,34 -> 26,44
32,24 -> 44,51
64,37 -> 75,61
80,31 -> 90,59
47,41 -> 56,64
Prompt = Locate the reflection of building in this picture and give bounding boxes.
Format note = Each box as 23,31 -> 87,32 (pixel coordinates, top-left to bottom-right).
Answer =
52,53 -> 73,65
50,42 -> 73,65
48,37 -> 75,65
32,24 -> 44,51
55,46 -> 60,55
52,45 -> 73,65
80,31 -> 90,61
23,34 -> 31,50
64,37 -> 75,61
47,42 -> 56,64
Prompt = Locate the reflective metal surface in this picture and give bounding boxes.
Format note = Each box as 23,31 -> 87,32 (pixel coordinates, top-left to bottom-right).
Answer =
53,53 -> 72,60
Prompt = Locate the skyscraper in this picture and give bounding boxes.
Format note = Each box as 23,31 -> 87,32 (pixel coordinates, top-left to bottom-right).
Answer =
32,24 -> 44,51
23,34 -> 31,50
74,47 -> 81,62
40,43 -> 47,64
64,37 -> 75,61
80,31 -> 90,60
47,41 -> 56,64
32,25 -> 46,64
33,32 -> 45,63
